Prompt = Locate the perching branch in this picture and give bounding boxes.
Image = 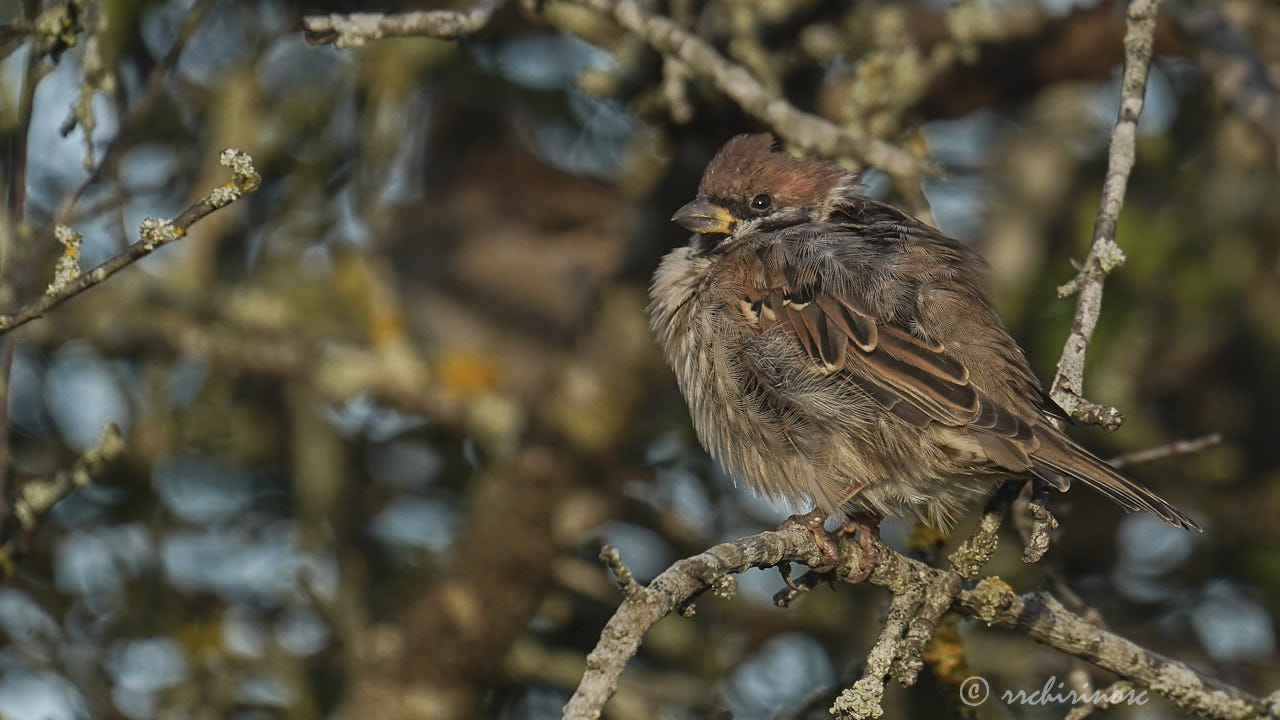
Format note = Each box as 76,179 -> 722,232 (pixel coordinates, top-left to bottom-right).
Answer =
563,524 -> 1275,720
1051,0 -> 1163,429
0,148 -> 261,336
563,526 -> 833,720
302,0 -> 506,48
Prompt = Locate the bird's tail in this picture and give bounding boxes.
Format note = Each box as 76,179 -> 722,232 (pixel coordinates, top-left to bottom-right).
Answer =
1030,428 -> 1201,532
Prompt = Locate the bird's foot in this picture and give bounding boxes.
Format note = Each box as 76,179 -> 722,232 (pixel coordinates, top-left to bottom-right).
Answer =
777,508 -> 841,579
768,507 -> 880,586
834,512 -> 882,583
775,509 -> 882,591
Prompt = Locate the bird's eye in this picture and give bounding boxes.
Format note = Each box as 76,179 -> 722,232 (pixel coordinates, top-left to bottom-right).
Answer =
750,194 -> 772,212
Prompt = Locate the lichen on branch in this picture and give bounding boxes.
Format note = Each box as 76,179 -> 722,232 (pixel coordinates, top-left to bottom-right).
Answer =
0,148 -> 262,335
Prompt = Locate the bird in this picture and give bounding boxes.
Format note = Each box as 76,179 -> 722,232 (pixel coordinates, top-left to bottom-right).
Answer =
648,133 -> 1200,570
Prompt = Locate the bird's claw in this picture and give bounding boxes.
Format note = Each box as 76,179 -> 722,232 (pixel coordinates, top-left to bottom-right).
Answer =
777,507 -> 842,576
835,513 -> 881,583
776,509 -> 881,588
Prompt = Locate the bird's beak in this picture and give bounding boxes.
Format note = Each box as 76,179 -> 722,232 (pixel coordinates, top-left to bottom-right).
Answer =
671,197 -> 735,235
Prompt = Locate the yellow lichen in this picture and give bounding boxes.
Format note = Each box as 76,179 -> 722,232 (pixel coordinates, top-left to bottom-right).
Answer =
46,224 -> 83,295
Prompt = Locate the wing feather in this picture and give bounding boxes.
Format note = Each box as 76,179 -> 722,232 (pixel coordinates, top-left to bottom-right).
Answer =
815,295 -> 876,351
732,208 -> 1195,530
745,226 -> 1032,463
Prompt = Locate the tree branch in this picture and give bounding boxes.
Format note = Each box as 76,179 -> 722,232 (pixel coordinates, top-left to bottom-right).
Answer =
0,423 -> 125,576
830,585 -> 924,718
0,148 -> 261,336
1107,432 -> 1223,469
302,0 -> 506,48
1051,0 -> 1163,429
563,526 -> 832,719
559,0 -> 933,184
955,582 -> 1268,720
563,525 -> 1274,720
892,480 -> 1023,687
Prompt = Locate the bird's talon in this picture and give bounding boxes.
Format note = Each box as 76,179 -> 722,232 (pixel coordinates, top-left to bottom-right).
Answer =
779,508 -> 842,573
776,562 -> 799,591
836,513 -> 882,582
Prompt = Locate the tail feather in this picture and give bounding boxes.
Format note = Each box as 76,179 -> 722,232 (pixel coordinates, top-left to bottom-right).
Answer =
1030,430 -> 1201,532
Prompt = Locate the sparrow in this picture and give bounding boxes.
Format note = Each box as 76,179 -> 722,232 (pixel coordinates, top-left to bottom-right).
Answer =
648,133 -> 1199,567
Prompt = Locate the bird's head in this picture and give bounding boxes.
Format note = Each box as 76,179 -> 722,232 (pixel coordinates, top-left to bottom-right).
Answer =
672,134 -> 847,250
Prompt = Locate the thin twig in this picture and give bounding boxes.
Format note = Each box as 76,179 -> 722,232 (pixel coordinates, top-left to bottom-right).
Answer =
1012,486 -> 1107,628
0,338 -> 14,517
0,20 -> 34,40
598,545 -> 647,602
6,1 -> 40,227
44,0 -> 219,239
302,0 -> 506,48
1051,0 -> 1163,430
0,149 -> 262,335
957,585 -> 1264,719
1107,433 -> 1222,469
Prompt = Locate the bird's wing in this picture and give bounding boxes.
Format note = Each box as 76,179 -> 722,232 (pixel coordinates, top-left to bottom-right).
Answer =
742,217 -> 1039,467
741,212 -> 1202,530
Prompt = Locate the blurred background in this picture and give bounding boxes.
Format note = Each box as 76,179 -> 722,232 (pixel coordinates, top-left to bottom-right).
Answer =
0,0 -> 1277,718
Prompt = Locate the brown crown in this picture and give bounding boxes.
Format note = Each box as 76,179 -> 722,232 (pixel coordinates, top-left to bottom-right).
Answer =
697,134 -> 845,208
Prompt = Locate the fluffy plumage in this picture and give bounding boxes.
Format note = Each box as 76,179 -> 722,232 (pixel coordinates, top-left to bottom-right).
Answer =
649,133 -> 1199,531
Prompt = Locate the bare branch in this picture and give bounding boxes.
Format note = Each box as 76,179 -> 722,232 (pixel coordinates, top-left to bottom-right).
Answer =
1051,0 -> 1163,429
0,149 -> 262,336
957,584 -> 1266,720
1107,433 -> 1223,469
1,0 -> 56,527
0,20 -> 34,40
302,0 -> 506,48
